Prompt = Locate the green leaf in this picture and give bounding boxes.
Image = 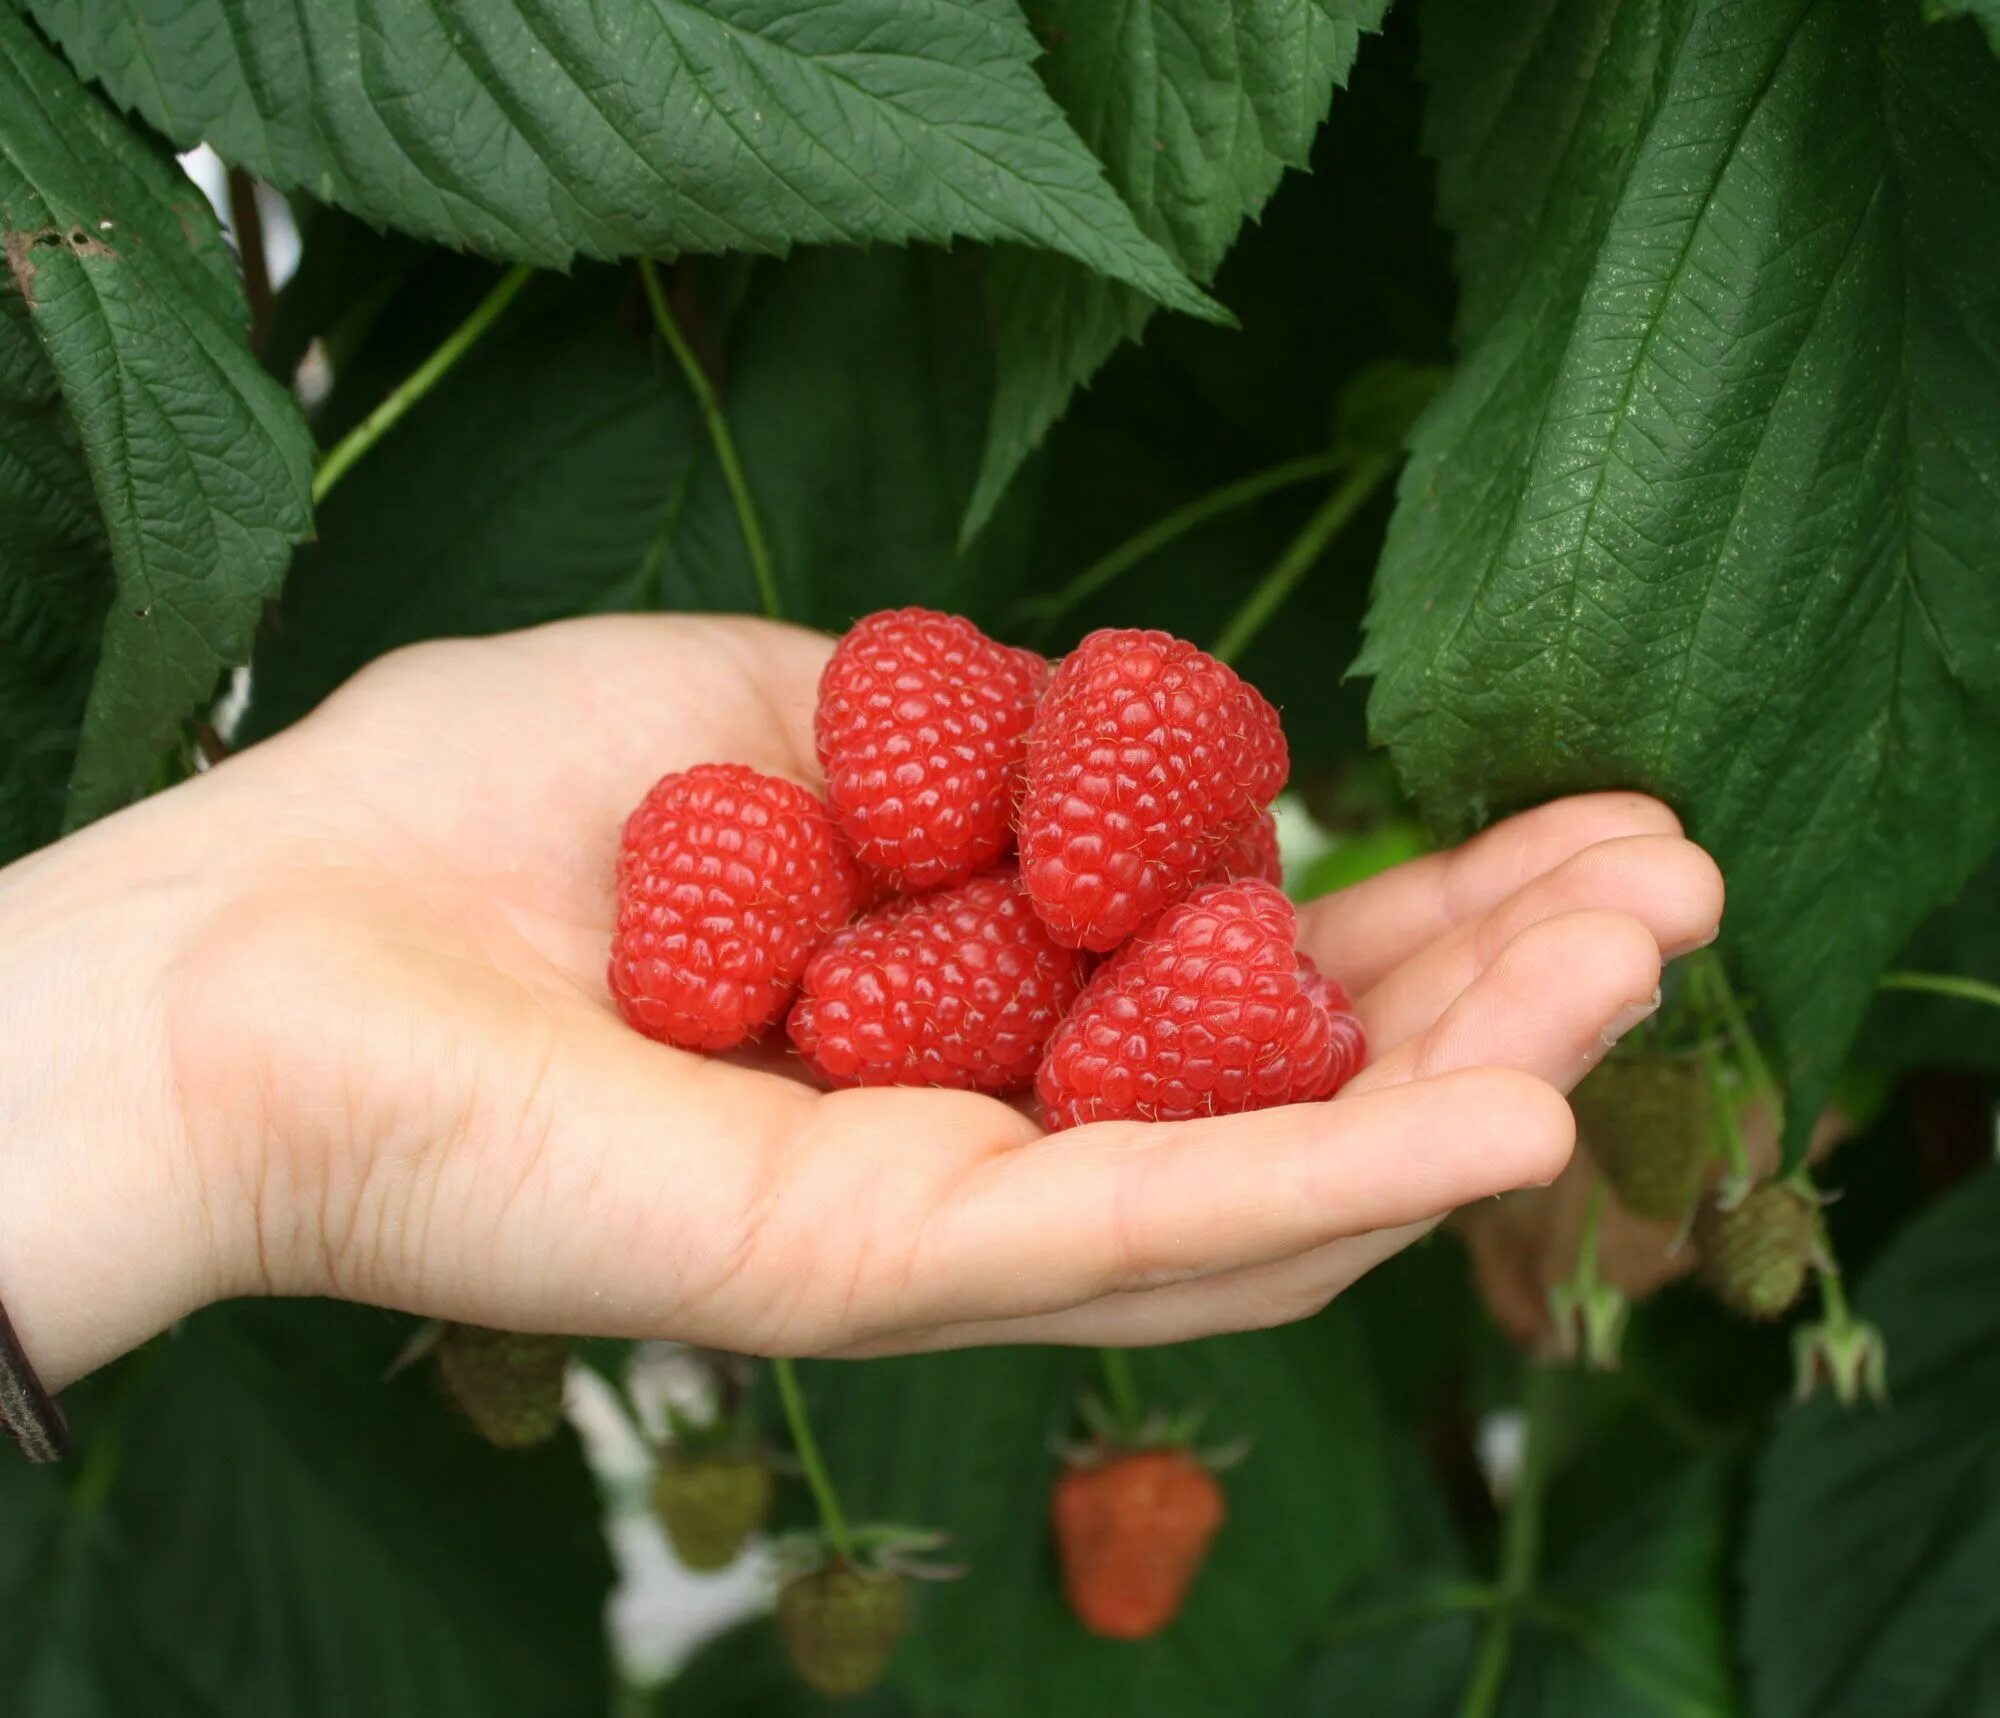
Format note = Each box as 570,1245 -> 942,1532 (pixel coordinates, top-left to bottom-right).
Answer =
799,1310 -> 1410,1718
964,0 -> 1389,537
1857,849 -> 2000,1073
1745,1168 -> 2000,1718
0,277 -> 107,862
653,248 -> 1042,634
0,8 -> 314,830
1358,0 -> 2000,1162
0,1302 -> 612,1715
1926,0 -> 2000,56
25,0 -> 1217,322
245,265 -> 701,738
1286,1459 -> 1738,1717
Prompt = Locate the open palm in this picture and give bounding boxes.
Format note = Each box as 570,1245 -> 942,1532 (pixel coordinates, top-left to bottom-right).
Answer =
91,616 -> 1724,1365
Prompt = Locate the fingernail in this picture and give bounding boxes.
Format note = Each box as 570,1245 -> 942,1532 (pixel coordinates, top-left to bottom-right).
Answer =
1599,987 -> 1662,1048
1663,923 -> 1722,960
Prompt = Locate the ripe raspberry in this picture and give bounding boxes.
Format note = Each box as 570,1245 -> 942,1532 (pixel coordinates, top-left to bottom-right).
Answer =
1036,879 -> 1365,1130
653,1452 -> 772,1572
816,608 -> 1048,892
776,1564 -> 907,1698
1695,1182 -> 1818,1319
1204,807 -> 1282,887
1020,629 -> 1287,950
437,1326 -> 570,1450
1571,1053 -> 1712,1222
610,763 -> 862,1051
788,870 -> 1089,1095
1052,1449 -> 1226,1640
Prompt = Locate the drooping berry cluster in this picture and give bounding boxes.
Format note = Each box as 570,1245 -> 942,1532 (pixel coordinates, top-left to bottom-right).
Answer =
608,609 -> 1367,1123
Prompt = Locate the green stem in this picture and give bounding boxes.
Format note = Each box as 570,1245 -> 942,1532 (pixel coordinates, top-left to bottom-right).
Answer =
312,264 -> 533,505
1693,951 -> 1783,1118
1210,453 -> 1393,667
1016,452 -> 1347,635
1458,1366 -> 1556,1718
1574,1179 -> 1607,1293
1098,1347 -> 1142,1433
1806,1201 -> 1852,1327
771,1358 -> 852,1560
637,258 -> 781,622
1879,970 -> 2000,1012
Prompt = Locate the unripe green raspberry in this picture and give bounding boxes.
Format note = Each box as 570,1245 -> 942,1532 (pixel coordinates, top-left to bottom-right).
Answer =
437,1326 -> 570,1449
776,1563 -> 907,1698
1695,1184 -> 1817,1320
654,1452 -> 773,1572
1571,1053 -> 1711,1222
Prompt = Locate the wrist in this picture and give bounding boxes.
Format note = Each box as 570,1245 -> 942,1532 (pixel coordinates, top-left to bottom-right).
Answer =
0,787 -> 243,1391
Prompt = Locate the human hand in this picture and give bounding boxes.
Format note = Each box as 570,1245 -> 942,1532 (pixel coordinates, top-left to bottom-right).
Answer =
0,617 -> 1723,1389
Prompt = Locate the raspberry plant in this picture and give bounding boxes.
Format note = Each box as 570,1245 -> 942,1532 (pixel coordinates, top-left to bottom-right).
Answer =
4,2 -> 2000,1715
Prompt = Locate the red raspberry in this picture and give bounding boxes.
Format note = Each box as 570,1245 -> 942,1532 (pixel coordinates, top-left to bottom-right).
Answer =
788,870 -> 1089,1094
816,608 -> 1049,893
1020,630 -> 1287,950
610,764 -> 862,1051
1203,807 -> 1282,887
1036,879 -> 1365,1130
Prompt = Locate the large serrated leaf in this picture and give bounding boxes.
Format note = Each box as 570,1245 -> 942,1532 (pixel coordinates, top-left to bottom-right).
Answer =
1284,1457 -> 1738,1717
0,8 -> 314,831
26,0 -> 1217,322
245,263 -> 701,739
1745,1168 -> 2000,1718
0,281 -> 107,862
1358,0 -> 2000,1160
961,0 -> 1389,539
0,1302 -> 612,1716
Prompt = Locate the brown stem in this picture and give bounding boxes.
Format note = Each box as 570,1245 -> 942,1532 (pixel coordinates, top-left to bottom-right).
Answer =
227,168 -> 273,355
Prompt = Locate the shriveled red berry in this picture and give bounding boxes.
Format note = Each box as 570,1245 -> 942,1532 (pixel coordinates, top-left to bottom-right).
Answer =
1036,879 -> 1365,1130
788,870 -> 1089,1094
1020,629 -> 1287,950
610,763 -> 862,1051
816,608 -> 1049,893
1052,1449 -> 1226,1640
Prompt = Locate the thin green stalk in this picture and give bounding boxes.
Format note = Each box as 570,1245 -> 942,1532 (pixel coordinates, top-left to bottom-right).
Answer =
1098,1347 -> 1142,1432
1879,970 -> 2000,1012
1211,453 -> 1393,666
772,1357 -> 852,1559
312,264 -> 533,504
1807,1203 -> 1852,1327
1574,1179 -> 1607,1290
1693,951 -> 1782,1118
1016,452 -> 1347,635
637,258 -> 781,622
1458,1366 -> 1557,1718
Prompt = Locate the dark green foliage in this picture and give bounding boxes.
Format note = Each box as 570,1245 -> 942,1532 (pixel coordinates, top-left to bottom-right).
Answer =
3,0 -> 1998,1712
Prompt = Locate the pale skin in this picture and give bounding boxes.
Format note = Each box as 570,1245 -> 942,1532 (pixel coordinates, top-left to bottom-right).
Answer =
0,617 -> 1725,1393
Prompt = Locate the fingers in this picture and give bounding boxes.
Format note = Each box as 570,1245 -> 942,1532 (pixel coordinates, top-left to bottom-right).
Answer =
840,906 -> 1664,1354
1352,834 -> 1723,1054
877,1067 -> 1573,1331
1296,792 -> 1683,992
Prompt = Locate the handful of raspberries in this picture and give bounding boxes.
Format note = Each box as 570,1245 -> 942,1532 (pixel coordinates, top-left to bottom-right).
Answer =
608,608 -> 1366,1127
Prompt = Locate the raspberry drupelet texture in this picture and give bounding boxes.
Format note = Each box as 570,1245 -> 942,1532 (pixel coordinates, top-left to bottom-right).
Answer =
610,763 -> 863,1051
1203,806 -> 1283,887
1019,629 -> 1288,951
788,869 -> 1089,1094
816,608 -> 1049,893
1036,879 -> 1365,1130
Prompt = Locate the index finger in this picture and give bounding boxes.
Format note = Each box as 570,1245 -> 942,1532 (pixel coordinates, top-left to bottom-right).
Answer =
1296,792 -> 1683,992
